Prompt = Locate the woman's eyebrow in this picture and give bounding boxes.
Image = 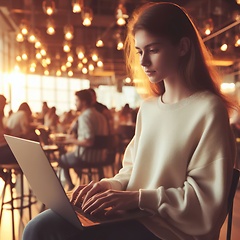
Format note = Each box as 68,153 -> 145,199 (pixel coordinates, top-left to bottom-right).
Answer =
135,41 -> 162,50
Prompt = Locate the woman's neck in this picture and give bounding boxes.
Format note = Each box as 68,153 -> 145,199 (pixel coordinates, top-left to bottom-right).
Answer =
162,78 -> 195,104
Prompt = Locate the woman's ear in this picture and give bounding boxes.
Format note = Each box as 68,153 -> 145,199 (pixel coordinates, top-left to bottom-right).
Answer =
178,37 -> 190,56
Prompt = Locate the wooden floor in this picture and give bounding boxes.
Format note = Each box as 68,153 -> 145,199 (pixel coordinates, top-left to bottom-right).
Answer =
0,173 -> 239,240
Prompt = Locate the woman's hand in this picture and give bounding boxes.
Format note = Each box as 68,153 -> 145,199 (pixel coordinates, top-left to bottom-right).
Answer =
82,189 -> 139,216
70,181 -> 111,207
70,181 -> 140,216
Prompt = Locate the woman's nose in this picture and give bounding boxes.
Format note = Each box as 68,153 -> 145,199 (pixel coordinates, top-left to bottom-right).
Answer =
140,53 -> 150,67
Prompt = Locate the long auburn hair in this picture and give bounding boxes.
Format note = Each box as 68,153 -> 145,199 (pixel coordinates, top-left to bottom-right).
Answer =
124,2 -> 235,112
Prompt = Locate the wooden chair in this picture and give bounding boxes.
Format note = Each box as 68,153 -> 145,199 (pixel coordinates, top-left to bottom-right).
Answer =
0,163 -> 37,240
75,135 -> 118,184
226,168 -> 240,240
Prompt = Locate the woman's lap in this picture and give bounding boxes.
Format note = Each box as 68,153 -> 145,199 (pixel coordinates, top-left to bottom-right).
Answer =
23,209 -> 160,240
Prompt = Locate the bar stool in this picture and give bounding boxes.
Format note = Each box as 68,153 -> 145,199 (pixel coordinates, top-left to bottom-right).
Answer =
0,163 -> 37,240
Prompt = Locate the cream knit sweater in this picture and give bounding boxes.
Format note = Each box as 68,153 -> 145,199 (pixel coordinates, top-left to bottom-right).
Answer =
104,91 -> 236,240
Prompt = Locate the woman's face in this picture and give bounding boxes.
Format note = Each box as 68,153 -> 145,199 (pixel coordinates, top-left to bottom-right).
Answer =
135,29 -> 181,84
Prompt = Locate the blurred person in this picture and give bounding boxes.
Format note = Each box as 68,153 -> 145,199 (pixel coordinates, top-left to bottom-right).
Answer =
44,106 -> 60,133
22,3 -> 236,240
88,88 -> 114,134
0,94 -> 17,180
7,102 -> 37,140
40,101 -> 49,123
58,89 -> 108,191
119,103 -> 133,125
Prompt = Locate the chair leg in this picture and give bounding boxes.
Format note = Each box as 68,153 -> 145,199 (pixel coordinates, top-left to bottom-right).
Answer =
98,167 -> 104,180
10,171 -> 16,240
227,205 -> 233,240
87,168 -> 93,183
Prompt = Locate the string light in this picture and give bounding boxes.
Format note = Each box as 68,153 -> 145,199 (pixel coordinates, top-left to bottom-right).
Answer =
82,7 -> 93,26
64,24 -> 74,40
96,39 -> 104,47
42,0 -> 56,16
72,0 -> 83,13
46,18 -> 55,35
203,18 -> 214,36
16,32 -> 24,42
116,3 -> 128,26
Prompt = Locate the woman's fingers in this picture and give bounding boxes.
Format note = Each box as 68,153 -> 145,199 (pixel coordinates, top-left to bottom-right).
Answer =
82,190 -> 140,215
82,181 -> 110,206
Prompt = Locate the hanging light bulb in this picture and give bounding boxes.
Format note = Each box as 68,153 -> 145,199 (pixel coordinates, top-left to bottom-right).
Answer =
16,32 -> 24,42
45,57 -> 51,65
203,18 -> 214,36
46,18 -> 55,35
82,57 -> 88,64
117,40 -> 124,50
220,32 -> 229,51
235,35 -> 240,47
22,52 -> 28,61
82,7 -> 93,26
67,52 -> 74,62
116,3 -> 128,26
88,62 -> 95,71
236,0 -> 240,4
96,39 -> 104,47
61,64 -> 67,72
63,41 -> 71,52
29,62 -> 36,73
36,50 -> 42,60
78,62 -> 83,69
56,69 -> 62,76
28,29 -> 37,43
97,60 -> 103,68
35,40 -> 42,49
40,48 -> 47,56
76,46 -> 85,59
220,43 -> 228,51
91,52 -> 98,62
14,64 -> 20,72
64,24 -> 74,40
68,70 -> 74,77
44,69 -> 50,75
42,59 -> 48,67
16,55 -> 22,62
42,0 -> 56,16
82,67 -> 88,74
19,19 -> 29,35
72,0 -> 83,13
66,61 -> 72,68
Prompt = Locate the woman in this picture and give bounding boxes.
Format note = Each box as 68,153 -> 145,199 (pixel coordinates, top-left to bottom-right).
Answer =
0,94 -> 18,180
22,2 -> 236,240
7,102 -> 37,140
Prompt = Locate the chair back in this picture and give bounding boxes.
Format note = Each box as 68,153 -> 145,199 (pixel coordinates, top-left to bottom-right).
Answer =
35,127 -> 51,146
80,135 -> 118,165
226,168 -> 239,240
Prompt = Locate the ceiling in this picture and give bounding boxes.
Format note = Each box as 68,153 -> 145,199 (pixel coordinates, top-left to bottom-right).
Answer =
1,0 -> 240,86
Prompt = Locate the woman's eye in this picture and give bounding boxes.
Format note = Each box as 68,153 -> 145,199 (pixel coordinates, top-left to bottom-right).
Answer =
136,50 -> 142,56
149,48 -> 159,53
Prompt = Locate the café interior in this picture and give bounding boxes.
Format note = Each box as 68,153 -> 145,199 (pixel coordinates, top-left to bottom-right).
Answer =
0,0 -> 240,239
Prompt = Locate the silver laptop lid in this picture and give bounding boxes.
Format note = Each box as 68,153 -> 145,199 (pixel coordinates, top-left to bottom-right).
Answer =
4,134 -> 82,229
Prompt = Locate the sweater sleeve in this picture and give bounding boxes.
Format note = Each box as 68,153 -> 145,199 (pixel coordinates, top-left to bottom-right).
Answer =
139,102 -> 236,236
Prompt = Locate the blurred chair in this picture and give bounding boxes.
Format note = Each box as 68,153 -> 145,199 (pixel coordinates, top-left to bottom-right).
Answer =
0,163 -> 37,240
35,127 -> 61,179
35,127 -> 59,163
226,168 -> 239,240
75,135 -> 118,184
116,124 -> 135,170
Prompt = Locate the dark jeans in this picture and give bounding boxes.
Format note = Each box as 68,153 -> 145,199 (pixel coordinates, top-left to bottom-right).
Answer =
23,209 -> 161,240
0,144 -> 18,164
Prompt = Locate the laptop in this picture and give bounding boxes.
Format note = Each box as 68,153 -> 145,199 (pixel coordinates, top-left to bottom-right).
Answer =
4,134 -> 149,230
